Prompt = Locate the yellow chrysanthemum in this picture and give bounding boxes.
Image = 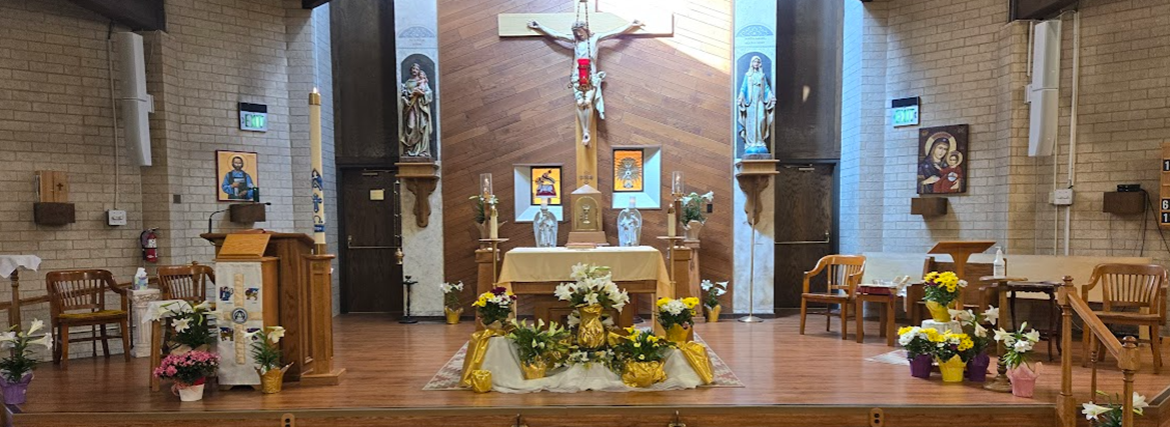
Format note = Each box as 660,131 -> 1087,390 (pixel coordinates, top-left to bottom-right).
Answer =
945,283 -> 957,293
924,272 -> 939,282
682,297 -> 700,309
958,337 -> 974,351
925,329 -> 941,342
656,297 -> 670,307
898,326 -> 913,336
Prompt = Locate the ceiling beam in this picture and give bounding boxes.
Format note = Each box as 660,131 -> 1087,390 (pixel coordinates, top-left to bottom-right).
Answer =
67,0 -> 164,31
1011,0 -> 1078,20
303,0 -> 332,9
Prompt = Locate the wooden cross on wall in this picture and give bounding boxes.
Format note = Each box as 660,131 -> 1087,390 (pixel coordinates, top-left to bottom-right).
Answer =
498,1 -> 673,189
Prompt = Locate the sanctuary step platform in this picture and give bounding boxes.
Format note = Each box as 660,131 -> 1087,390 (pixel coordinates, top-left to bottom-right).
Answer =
10,315 -> 1170,427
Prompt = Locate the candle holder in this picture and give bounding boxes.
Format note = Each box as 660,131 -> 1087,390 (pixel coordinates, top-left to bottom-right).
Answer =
400,275 -> 418,324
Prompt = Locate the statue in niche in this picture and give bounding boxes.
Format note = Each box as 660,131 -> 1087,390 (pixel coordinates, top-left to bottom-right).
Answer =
527,18 -> 643,146
737,56 -> 775,157
533,199 -> 558,248
617,197 -> 642,247
399,62 -> 434,158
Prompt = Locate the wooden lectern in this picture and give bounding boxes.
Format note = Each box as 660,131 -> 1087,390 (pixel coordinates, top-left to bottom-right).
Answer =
927,240 -> 995,304
201,230 -> 344,385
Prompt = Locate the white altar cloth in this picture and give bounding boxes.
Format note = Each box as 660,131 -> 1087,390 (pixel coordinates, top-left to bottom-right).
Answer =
0,255 -> 41,278
479,336 -> 703,393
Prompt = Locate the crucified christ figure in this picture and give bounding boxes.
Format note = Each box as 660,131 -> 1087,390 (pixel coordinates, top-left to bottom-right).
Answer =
528,18 -> 643,146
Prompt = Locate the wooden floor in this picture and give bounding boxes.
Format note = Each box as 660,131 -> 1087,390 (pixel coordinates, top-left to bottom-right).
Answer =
11,314 -> 1170,427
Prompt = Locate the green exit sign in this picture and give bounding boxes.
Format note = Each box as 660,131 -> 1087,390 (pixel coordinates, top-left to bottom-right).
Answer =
239,102 -> 268,132
891,97 -> 920,128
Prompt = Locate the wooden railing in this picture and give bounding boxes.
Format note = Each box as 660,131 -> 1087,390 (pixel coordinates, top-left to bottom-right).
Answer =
1058,276 -> 1142,427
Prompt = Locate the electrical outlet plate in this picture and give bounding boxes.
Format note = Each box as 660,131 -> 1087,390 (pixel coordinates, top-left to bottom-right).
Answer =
1051,189 -> 1074,206
107,209 -> 127,226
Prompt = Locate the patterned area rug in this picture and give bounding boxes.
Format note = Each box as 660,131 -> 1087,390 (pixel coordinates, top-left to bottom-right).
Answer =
422,333 -> 744,390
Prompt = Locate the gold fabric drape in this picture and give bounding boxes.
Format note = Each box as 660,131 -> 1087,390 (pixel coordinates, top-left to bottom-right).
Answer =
678,342 -> 714,385
460,328 -> 505,388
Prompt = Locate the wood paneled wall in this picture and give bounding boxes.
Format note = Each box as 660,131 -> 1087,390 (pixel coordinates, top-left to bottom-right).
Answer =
439,0 -> 735,310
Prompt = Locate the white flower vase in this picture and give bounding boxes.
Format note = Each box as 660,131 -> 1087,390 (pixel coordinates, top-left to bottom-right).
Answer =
177,384 -> 205,402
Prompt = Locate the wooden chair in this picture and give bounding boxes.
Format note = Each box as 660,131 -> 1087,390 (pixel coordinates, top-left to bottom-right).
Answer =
157,262 -> 216,303
1081,263 -> 1168,373
799,255 -> 866,340
46,270 -> 131,370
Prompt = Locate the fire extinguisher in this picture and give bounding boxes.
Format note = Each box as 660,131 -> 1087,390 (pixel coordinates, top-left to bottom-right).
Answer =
140,228 -> 159,263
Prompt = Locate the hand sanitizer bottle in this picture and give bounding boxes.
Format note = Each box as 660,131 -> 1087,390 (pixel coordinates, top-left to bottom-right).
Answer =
993,247 -> 1006,278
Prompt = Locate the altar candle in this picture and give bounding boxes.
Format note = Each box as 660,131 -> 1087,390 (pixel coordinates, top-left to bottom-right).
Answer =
667,199 -> 677,237
309,88 -> 326,248
480,173 -> 493,199
671,171 -> 685,196
489,205 -> 499,239
541,198 -> 549,208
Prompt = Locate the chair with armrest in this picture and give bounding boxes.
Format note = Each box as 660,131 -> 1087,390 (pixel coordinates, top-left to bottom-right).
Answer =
799,255 -> 866,340
45,269 -> 131,370
157,262 -> 216,303
1081,263 -> 1168,373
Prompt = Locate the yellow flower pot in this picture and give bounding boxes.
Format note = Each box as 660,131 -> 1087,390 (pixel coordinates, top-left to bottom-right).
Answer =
255,364 -> 291,394
445,307 -> 463,325
937,355 -> 966,383
665,324 -> 690,344
706,305 -> 721,323
577,305 -> 606,348
621,360 -> 666,388
521,358 -> 548,380
925,300 -> 953,322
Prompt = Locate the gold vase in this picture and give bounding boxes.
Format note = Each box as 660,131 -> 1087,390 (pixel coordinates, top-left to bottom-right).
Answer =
521,358 -> 548,380
925,301 -> 953,322
706,305 -> 721,323
621,360 -> 666,388
255,365 -> 291,394
665,324 -> 690,344
577,305 -> 606,348
445,307 -> 463,325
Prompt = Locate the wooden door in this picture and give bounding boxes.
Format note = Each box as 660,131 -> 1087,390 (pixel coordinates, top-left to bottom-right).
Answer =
340,168 -> 403,313
774,163 -> 838,310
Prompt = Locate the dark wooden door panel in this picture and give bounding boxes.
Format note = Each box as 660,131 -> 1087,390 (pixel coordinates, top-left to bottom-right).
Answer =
340,169 -> 402,313
774,163 -> 836,309
774,0 -> 843,160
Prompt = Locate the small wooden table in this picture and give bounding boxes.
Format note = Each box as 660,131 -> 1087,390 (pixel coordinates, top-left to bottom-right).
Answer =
855,285 -> 900,347
981,276 -> 1062,360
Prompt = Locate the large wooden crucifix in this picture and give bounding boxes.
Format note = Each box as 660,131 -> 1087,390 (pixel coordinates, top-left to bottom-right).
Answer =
499,0 -> 673,189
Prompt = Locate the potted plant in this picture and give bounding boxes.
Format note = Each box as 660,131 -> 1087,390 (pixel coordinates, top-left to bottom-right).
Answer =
440,281 -> 465,325
153,350 -> 219,401
1082,391 -> 1149,427
994,323 -> 1042,397
612,327 -> 674,388
700,280 -> 727,322
931,331 -> 972,383
679,191 -> 714,241
656,297 -> 699,344
472,286 -> 517,330
952,307 -> 998,382
469,194 -> 498,239
248,326 -> 291,394
897,326 -> 937,379
0,319 -> 51,404
506,319 -> 571,379
921,271 -> 966,322
554,263 -> 630,348
155,301 -> 214,353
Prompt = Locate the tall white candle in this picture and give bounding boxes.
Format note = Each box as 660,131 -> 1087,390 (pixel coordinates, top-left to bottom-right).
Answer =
309,88 -> 326,247
667,201 -> 677,237
489,205 -> 499,239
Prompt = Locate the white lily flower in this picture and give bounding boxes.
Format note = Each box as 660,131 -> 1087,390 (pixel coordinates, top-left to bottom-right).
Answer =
569,263 -> 589,281
993,328 -> 1012,342
154,305 -> 173,319
1013,340 -> 1033,353
700,280 -> 713,291
1081,403 -> 1113,420
28,333 -> 52,348
27,319 -> 43,335
983,306 -> 999,325
1024,329 -> 1041,343
1133,393 -> 1149,415
173,317 -> 191,333
267,326 -> 286,343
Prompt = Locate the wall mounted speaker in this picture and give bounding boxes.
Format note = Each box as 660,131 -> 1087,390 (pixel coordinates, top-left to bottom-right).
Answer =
114,32 -> 153,166
1027,19 -> 1061,157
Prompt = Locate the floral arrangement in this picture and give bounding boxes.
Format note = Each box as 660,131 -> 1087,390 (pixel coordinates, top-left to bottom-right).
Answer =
1082,391 -> 1148,427
656,297 -> 699,330
472,287 -> 517,326
0,319 -> 51,382
680,191 -> 714,223
469,194 -> 499,224
247,326 -> 286,373
610,327 -> 674,370
155,301 -> 214,350
506,319 -> 571,367
700,280 -> 727,309
897,326 -> 939,359
950,307 -> 998,361
554,263 -> 630,311
930,331 -> 973,362
440,281 -> 464,311
153,350 -> 219,386
993,322 -> 1041,369
566,347 -> 616,368
922,271 -> 967,307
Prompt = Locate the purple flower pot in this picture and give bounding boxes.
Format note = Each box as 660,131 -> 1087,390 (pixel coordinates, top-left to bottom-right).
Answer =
0,373 -> 33,405
966,353 -> 991,382
909,354 -> 933,379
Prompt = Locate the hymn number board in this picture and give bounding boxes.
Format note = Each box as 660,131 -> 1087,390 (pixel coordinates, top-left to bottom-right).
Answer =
1162,143 -> 1170,226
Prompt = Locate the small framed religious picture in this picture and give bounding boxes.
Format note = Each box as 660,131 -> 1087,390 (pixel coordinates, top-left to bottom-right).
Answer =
613,148 -> 644,193
916,125 -> 968,195
216,150 -> 260,202
530,166 -> 562,206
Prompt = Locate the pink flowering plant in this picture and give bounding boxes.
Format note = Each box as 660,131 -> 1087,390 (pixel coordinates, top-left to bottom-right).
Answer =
153,350 -> 219,386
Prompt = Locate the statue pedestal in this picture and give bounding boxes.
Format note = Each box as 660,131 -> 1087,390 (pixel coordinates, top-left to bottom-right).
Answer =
921,320 -> 962,334
130,288 -> 161,358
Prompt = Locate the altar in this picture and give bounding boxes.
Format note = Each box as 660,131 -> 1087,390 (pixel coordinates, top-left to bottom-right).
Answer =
494,246 -> 673,327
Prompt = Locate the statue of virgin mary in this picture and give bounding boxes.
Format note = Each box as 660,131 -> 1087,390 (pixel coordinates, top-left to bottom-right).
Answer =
737,56 -> 776,157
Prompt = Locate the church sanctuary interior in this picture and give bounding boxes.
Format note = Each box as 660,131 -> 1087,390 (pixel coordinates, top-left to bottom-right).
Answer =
4,0 -> 1170,426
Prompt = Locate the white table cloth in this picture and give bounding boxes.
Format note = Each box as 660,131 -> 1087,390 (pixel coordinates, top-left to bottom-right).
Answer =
479,336 -> 703,393
0,255 -> 41,278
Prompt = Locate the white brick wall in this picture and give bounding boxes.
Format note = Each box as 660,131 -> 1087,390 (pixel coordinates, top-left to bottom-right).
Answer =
0,0 -> 336,359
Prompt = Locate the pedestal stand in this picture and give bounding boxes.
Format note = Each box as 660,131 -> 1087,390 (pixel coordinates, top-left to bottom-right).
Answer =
738,226 -> 764,323
130,288 -> 161,358
400,275 -> 418,324
734,159 -> 777,324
